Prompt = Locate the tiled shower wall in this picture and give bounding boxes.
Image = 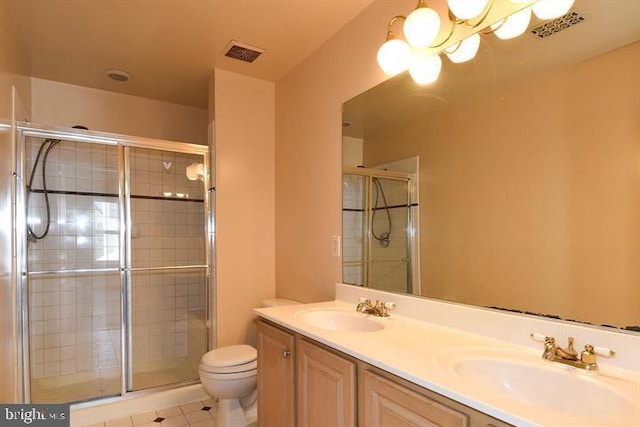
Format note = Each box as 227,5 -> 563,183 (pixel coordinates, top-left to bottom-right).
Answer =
342,174 -> 365,286
26,138 -> 207,382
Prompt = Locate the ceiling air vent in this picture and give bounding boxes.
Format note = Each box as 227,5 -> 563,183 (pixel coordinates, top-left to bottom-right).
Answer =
530,11 -> 585,39
223,40 -> 264,63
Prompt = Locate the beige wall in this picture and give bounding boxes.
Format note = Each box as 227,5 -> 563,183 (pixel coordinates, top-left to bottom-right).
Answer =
213,69 -> 276,347
0,1 -> 31,404
31,78 -> 208,145
363,42 -> 640,328
274,1 -> 408,302
0,3 -> 31,121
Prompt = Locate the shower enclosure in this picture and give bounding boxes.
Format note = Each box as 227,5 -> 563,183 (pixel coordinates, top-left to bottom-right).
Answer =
342,166 -> 418,294
15,124 -> 212,404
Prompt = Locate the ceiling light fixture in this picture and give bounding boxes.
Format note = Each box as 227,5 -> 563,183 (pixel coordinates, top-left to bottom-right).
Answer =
376,0 -> 575,85
531,0 -> 575,19
444,32 -> 481,63
377,16 -> 412,75
409,52 -> 442,84
448,0 -> 491,21
404,0 -> 442,48
489,6 -> 532,40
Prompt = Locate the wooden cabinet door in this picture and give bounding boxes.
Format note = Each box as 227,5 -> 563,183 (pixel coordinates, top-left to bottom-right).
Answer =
296,338 -> 356,427
362,370 -> 469,427
257,320 -> 295,427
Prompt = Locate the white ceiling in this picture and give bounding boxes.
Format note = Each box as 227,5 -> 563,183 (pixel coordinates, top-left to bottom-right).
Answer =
5,0 -> 375,109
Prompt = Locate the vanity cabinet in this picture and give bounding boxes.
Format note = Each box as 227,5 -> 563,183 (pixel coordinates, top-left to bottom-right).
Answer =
360,366 -> 512,427
296,338 -> 357,426
256,320 -> 512,427
361,369 -> 467,427
257,319 -> 356,427
256,320 -> 295,426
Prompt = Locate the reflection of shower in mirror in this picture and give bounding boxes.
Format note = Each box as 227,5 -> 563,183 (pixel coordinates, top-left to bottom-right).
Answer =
342,157 -> 420,295
371,177 -> 391,248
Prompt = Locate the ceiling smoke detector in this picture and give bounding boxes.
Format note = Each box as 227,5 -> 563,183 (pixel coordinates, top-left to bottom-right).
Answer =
223,40 -> 264,63
105,69 -> 132,82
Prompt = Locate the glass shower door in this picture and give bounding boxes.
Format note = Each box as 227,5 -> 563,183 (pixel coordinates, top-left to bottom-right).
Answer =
126,147 -> 208,391
20,127 -> 212,404
24,136 -> 122,403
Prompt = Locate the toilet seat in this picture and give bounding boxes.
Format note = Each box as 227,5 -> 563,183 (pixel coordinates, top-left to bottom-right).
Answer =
200,344 -> 257,374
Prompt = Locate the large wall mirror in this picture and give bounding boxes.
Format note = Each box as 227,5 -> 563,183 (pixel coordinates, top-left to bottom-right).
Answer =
342,0 -> 639,331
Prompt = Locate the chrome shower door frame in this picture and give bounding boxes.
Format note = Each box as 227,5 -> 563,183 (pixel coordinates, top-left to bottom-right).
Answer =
15,122 -> 213,404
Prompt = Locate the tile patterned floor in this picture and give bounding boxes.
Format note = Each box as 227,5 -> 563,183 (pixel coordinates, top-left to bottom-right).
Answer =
84,399 -> 218,427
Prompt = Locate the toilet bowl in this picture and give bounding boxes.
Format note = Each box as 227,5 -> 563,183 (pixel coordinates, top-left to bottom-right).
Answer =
199,298 -> 299,427
199,345 -> 257,427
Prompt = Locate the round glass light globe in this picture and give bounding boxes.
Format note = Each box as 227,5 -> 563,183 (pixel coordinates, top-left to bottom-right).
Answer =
491,6 -> 531,40
444,32 -> 481,63
377,38 -> 411,75
409,53 -> 442,85
404,7 -> 441,48
532,0 -> 574,20
448,0 -> 490,20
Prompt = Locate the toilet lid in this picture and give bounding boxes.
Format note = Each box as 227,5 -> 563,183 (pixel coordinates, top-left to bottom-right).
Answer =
200,344 -> 257,368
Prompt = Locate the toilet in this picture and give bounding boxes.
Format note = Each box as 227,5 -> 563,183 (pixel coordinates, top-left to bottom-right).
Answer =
199,298 -> 299,427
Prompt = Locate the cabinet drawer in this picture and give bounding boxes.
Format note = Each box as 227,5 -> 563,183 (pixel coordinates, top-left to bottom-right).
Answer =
362,369 -> 469,427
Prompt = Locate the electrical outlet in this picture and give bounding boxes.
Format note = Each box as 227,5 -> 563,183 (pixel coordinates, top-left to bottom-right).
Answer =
331,235 -> 341,257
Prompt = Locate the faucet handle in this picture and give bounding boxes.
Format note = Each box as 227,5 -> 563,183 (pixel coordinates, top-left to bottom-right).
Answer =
580,344 -> 615,370
544,336 -> 556,348
592,345 -> 616,358
356,297 -> 371,313
530,332 -> 548,342
581,345 -> 597,365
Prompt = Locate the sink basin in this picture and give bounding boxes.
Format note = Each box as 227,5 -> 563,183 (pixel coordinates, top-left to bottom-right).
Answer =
296,309 -> 384,333
454,357 -> 635,419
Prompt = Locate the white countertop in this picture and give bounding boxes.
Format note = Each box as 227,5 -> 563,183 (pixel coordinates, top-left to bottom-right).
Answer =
254,287 -> 640,427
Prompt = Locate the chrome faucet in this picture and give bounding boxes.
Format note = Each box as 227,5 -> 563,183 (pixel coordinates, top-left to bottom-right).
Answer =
532,333 -> 615,371
356,298 -> 394,317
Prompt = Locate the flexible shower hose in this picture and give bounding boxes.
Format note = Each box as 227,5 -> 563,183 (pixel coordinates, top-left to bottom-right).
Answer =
26,138 -> 61,241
